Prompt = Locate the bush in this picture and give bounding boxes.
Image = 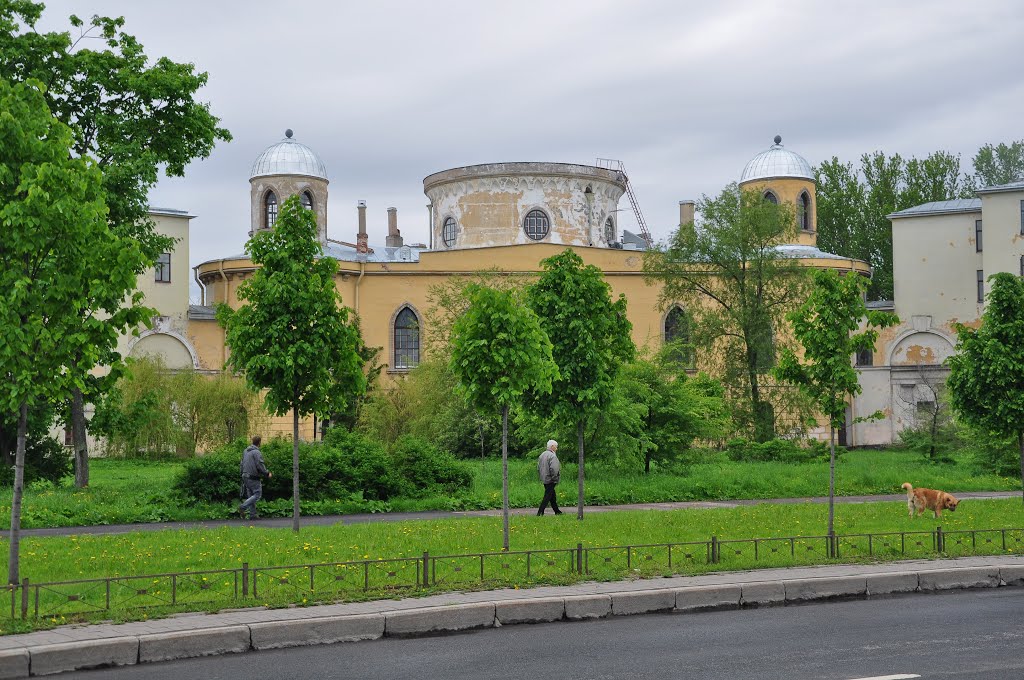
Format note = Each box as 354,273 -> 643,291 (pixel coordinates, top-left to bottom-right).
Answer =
390,435 -> 472,496
725,437 -> 828,464
0,436 -> 72,487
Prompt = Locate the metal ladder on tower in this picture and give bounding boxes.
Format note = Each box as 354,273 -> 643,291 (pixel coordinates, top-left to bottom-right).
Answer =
596,158 -> 653,247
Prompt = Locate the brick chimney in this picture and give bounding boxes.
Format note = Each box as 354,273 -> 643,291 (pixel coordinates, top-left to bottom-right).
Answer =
679,200 -> 695,227
385,207 -> 403,248
356,200 -> 368,254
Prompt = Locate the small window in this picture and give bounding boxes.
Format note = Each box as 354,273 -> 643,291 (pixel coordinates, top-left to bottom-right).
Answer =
301,191 -> 314,211
763,191 -> 778,205
604,216 -> 615,243
393,306 -> 420,370
442,217 -> 458,248
855,349 -> 873,367
664,306 -> 694,367
798,191 -> 811,231
523,209 -> 550,241
975,219 -> 983,252
977,270 -> 985,303
155,252 -> 171,283
265,191 -> 278,228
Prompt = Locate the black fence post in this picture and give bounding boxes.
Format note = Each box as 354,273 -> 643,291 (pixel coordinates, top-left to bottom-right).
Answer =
936,526 -> 944,554
576,543 -> 583,574
20,579 -> 28,620
422,552 -> 430,587
710,536 -> 719,564
242,562 -> 249,598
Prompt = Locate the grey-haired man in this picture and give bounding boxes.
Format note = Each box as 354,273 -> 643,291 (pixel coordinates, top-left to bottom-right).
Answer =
537,439 -> 562,515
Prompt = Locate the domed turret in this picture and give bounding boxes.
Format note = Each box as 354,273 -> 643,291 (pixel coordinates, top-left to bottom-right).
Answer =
250,129 -> 328,180
740,135 -> 813,183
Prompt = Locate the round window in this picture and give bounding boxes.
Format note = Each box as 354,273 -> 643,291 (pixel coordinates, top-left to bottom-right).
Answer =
442,217 -> 458,248
523,209 -> 550,241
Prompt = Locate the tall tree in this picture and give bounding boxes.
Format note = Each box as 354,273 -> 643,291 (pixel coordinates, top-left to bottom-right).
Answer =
0,1 -> 231,485
528,250 -> 635,519
644,184 -> 810,442
450,284 -> 558,550
0,79 -> 133,583
218,195 -> 366,532
968,140 -> 1024,189
774,270 -> 898,547
947,273 -> 1024,503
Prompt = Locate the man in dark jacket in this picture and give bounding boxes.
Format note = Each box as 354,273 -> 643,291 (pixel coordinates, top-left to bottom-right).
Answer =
537,439 -> 562,515
239,435 -> 271,520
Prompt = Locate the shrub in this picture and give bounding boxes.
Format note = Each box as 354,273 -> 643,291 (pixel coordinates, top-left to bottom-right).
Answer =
0,435 -> 72,487
725,437 -> 828,464
390,435 -> 472,496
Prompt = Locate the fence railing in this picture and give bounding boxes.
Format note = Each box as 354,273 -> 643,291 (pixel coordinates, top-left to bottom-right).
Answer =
9,526 -> 1024,620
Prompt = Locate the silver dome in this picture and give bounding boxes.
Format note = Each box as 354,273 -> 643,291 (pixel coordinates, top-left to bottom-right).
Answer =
250,131 -> 328,180
740,136 -> 813,183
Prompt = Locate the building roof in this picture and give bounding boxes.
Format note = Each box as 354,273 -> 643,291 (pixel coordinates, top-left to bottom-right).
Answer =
148,206 -> 194,218
739,136 -> 814,183
250,130 -> 328,181
888,199 -> 981,219
976,179 -> 1024,195
774,243 -> 861,263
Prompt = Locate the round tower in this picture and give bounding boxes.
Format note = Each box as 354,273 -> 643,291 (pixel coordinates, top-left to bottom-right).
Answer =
249,130 -> 329,242
739,135 -> 817,247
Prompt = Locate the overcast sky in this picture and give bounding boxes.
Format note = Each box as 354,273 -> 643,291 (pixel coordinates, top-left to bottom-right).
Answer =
42,0 -> 1024,300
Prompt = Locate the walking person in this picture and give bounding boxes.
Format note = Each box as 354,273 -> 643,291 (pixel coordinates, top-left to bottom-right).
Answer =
537,439 -> 562,515
239,435 -> 271,520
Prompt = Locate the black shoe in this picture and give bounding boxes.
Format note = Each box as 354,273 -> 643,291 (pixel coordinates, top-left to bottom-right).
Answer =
554,510 -> 563,515
237,506 -> 245,519
537,511 -> 544,516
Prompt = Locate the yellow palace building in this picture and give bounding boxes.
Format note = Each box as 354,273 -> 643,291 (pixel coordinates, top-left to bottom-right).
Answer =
138,132 -> 869,441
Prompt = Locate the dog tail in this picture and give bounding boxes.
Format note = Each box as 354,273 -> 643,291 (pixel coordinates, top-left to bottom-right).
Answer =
901,482 -> 913,497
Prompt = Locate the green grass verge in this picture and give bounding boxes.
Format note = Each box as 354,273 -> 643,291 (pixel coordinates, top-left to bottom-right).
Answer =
3,497 -> 1023,634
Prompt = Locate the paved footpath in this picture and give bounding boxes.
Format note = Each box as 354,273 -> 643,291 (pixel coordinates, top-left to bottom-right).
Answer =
16,490 -> 1020,537
1,554 -> 1023,678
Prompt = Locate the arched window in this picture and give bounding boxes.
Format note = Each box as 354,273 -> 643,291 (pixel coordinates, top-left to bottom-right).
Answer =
301,191 -> 314,211
753,319 -> 776,372
393,306 -> 420,370
264,191 -> 278,228
523,209 -> 550,241
798,191 -> 811,231
604,216 -> 615,243
763,190 -> 778,205
442,216 -> 458,248
664,306 -> 694,367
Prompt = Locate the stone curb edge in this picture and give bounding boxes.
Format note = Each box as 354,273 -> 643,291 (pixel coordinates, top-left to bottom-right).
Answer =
3,564 -> 1022,678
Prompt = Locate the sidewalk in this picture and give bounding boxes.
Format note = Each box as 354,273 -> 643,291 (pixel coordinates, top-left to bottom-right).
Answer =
0,554 -> 1023,678
16,490 -> 1021,537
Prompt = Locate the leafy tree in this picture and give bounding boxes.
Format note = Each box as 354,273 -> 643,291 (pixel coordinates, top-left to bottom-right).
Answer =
218,195 -> 366,532
644,184 -> 810,442
527,250 -> 635,519
947,273 -> 1024,502
774,270 -> 898,545
968,140 -> 1024,189
450,284 -> 558,549
0,79 -> 119,583
817,149 -> 981,301
0,1 -> 230,486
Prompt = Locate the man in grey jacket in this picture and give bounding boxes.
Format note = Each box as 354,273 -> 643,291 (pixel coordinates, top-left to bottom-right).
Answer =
537,439 -> 562,515
239,435 -> 271,520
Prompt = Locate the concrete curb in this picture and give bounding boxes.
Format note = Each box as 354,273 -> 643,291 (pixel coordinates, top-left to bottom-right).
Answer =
8,564 -> 1024,677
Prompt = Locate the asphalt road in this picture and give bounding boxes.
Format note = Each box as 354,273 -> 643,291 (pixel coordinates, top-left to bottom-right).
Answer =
65,588 -> 1024,680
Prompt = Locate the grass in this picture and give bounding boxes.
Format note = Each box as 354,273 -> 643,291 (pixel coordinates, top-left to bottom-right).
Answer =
0,449 -> 1018,529
3,496 -> 1024,634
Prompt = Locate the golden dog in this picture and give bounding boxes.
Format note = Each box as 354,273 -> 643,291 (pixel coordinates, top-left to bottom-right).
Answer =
902,482 -> 959,518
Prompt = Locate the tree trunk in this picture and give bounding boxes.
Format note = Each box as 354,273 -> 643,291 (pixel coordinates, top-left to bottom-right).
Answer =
644,451 -> 651,475
479,422 -> 485,462
8,402 -> 28,585
577,419 -> 585,520
500,405 -> 509,551
292,407 -> 300,533
71,388 -> 89,488
828,424 -> 836,551
1018,432 -> 1024,505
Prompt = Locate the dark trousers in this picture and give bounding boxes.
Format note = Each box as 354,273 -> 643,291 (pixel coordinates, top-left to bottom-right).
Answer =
239,478 -> 262,518
538,483 -> 560,515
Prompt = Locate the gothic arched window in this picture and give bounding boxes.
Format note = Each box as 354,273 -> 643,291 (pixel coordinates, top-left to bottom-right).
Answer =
265,191 -> 278,228
605,216 -> 615,243
763,190 -> 778,205
301,191 -> 314,211
798,191 -> 811,231
664,306 -> 694,367
393,306 -> 420,370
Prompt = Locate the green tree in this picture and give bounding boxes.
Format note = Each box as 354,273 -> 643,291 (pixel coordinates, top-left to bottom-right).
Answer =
947,273 -> 1024,502
450,284 -> 558,549
0,1 -> 230,486
527,250 -> 635,519
218,195 -> 366,532
0,79 -> 120,583
968,140 -> 1024,189
645,184 -> 809,442
774,270 -> 898,545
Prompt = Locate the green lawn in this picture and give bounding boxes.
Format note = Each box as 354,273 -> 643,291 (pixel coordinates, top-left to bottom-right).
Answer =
0,450 -> 1018,529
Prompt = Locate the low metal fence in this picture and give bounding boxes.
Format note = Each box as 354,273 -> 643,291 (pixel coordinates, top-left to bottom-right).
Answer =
8,525 -> 1023,620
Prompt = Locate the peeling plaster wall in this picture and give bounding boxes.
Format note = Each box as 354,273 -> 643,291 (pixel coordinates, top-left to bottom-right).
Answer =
981,191 -> 1024,280
424,163 -> 627,250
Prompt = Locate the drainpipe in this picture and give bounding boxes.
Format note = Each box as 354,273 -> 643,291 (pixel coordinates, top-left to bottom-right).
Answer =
218,259 -> 228,367
354,260 -> 365,315
193,266 -> 206,306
